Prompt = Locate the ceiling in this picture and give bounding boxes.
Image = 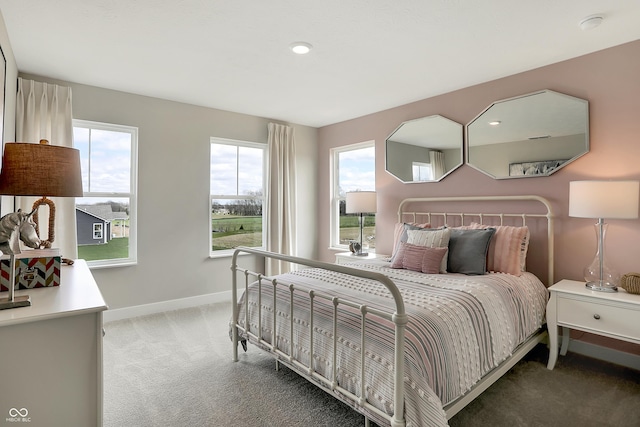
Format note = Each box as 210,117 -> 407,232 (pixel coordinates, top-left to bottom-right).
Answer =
1,1 -> 639,128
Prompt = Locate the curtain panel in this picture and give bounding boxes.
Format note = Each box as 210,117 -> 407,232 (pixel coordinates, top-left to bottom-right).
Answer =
265,123 -> 297,276
15,78 -> 78,258
430,150 -> 445,180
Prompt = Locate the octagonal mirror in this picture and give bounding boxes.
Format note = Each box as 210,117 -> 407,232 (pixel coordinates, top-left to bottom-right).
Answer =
385,115 -> 463,183
466,90 -> 589,179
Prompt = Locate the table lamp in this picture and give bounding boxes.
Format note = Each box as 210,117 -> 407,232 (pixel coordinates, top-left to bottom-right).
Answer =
345,191 -> 377,256
0,140 -> 83,310
569,180 -> 639,292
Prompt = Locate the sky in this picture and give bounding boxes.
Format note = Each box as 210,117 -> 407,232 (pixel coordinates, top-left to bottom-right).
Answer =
73,126 -> 132,205
210,142 -> 375,202
70,132 -> 373,207
210,142 -> 263,198
338,146 -> 375,194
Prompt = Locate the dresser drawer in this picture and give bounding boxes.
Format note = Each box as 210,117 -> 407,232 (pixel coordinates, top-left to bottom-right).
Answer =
557,296 -> 640,343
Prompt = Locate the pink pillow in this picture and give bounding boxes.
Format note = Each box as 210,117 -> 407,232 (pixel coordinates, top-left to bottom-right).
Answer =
391,222 -> 431,260
406,228 -> 451,273
390,242 -> 447,274
467,223 -> 529,276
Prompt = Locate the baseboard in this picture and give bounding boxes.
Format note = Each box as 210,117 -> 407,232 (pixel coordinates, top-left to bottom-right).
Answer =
567,338 -> 640,371
103,290 -> 232,323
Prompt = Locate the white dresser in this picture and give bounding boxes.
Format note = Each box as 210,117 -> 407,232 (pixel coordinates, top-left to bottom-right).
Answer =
546,279 -> 640,370
0,260 -> 107,427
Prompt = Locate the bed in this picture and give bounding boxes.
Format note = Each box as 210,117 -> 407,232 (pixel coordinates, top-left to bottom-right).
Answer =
230,195 -> 554,427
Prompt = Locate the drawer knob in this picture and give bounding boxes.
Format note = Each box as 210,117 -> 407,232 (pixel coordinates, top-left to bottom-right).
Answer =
593,314 -> 601,320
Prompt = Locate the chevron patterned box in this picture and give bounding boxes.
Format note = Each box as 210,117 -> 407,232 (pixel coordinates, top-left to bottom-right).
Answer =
0,249 -> 61,291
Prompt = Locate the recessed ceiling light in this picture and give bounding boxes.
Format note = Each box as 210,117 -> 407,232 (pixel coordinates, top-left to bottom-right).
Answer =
489,121 -> 501,126
290,42 -> 312,55
579,15 -> 603,31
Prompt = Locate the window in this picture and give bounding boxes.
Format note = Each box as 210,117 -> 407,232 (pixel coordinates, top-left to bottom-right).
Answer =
330,141 -> 376,251
73,120 -> 138,267
93,223 -> 103,240
210,137 -> 266,256
412,162 -> 432,181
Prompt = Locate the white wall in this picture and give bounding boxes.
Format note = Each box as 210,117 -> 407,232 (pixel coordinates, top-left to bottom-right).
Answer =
18,73 -> 318,310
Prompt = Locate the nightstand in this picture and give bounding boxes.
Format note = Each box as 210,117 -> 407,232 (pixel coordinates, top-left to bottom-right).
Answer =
546,279 -> 640,370
335,252 -> 389,265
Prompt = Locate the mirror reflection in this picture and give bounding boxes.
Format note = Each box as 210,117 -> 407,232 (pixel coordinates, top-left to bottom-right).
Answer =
385,115 -> 463,183
466,90 -> 589,179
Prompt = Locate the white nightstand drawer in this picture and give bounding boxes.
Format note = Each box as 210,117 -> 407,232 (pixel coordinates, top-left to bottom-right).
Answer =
557,296 -> 640,342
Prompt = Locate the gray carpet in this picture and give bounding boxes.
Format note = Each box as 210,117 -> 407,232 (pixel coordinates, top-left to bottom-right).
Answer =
104,303 -> 640,427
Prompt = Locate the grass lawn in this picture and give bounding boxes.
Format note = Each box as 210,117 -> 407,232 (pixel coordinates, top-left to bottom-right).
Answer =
212,215 -> 262,250
78,237 -> 129,261
79,215 -> 378,256
211,214 -> 376,251
340,215 -> 376,248
78,215 -> 375,261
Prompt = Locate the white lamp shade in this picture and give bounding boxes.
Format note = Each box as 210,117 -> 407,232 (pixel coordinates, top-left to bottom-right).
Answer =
346,191 -> 377,214
569,180 -> 639,219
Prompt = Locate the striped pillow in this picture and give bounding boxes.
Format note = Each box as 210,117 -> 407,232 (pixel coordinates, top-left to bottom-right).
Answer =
390,242 -> 448,274
468,223 -> 530,276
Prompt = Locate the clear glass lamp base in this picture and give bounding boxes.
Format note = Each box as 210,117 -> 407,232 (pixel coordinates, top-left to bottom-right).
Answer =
584,221 -> 619,292
584,261 -> 619,291
585,281 -> 618,292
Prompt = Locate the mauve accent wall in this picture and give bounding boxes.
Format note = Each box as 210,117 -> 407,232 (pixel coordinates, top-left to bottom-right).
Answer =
317,40 -> 640,356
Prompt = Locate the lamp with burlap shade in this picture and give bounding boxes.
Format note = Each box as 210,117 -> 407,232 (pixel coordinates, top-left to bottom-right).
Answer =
0,140 -> 83,310
0,140 -> 83,247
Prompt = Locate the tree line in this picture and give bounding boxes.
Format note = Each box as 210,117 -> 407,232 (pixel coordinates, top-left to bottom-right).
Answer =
211,190 -> 262,216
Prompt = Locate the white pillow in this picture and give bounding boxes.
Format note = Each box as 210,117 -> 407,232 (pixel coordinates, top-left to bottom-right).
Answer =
407,228 -> 451,273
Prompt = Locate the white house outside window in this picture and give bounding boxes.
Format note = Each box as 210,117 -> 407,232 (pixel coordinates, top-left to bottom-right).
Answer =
210,137 -> 266,256
73,120 -> 138,267
330,141 -> 376,251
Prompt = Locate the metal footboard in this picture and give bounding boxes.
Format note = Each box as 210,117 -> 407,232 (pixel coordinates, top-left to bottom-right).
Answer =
231,247 -> 408,427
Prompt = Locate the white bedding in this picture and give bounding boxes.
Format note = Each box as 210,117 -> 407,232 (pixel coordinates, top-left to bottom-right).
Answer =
233,259 -> 548,426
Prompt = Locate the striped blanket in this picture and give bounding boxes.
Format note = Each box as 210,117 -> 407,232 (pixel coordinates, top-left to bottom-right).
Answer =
233,261 -> 548,427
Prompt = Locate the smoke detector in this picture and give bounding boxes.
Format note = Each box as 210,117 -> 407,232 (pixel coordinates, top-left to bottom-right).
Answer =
579,15 -> 603,31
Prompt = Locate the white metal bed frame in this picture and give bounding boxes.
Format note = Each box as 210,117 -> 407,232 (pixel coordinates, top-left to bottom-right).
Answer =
230,195 -> 554,426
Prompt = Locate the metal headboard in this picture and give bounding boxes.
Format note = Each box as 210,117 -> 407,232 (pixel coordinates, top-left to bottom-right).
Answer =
397,195 -> 554,285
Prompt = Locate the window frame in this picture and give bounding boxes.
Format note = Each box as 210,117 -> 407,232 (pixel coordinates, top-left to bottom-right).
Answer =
92,223 -> 103,240
73,119 -> 138,268
209,137 -> 268,258
329,140 -> 375,251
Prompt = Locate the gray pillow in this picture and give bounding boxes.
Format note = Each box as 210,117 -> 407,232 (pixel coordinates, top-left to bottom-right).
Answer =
447,228 -> 496,275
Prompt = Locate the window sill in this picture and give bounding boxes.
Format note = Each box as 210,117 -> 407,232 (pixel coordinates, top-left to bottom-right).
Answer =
328,246 -> 377,254
87,260 -> 137,270
208,249 -> 262,260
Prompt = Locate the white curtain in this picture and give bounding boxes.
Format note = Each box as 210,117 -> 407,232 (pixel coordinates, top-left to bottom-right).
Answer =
265,123 -> 297,276
430,150 -> 446,180
15,78 -> 78,258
